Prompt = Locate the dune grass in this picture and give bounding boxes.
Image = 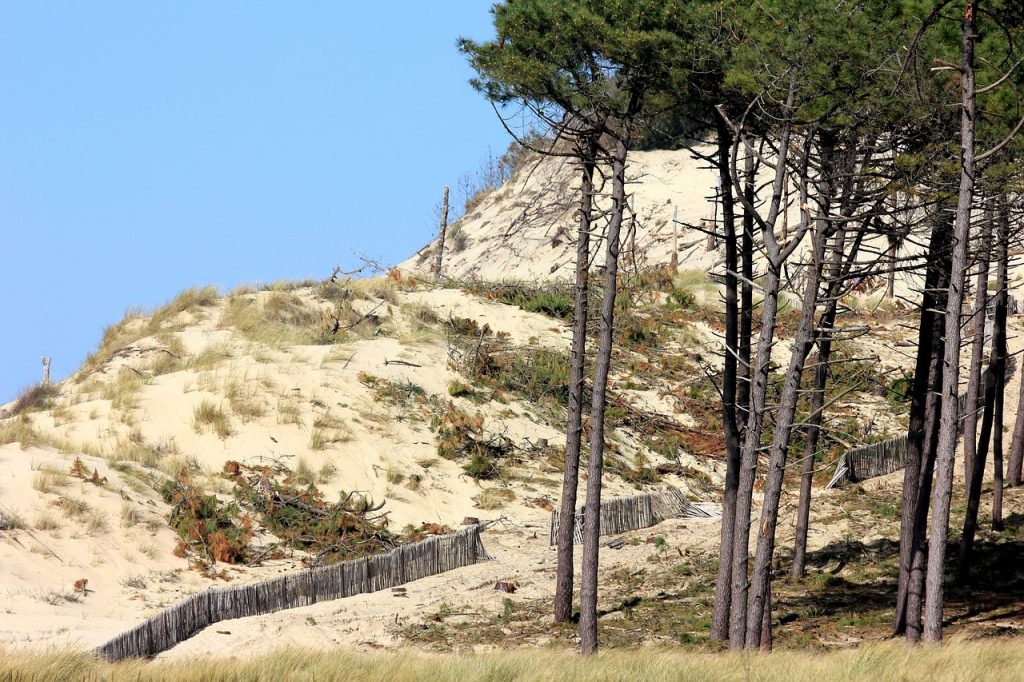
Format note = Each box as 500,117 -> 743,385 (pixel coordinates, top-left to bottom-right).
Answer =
80,286 -> 221,376
1,640 -> 1022,681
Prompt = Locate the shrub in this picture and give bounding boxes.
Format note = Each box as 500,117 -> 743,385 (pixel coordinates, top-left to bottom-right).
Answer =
10,383 -> 59,416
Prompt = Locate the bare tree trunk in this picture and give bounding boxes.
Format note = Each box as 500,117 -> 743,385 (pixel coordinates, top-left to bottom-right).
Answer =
923,0 -> 978,643
959,360 -> 996,584
894,216 -> 950,636
579,135 -> 628,656
1006,360 -> 1024,486
759,577 -> 773,652
992,197 -> 1009,531
711,119 -> 742,641
433,186 -> 449,282
738,139 -> 756,428
746,204 -> 828,648
791,228 -> 853,579
962,212 -> 992,493
886,236 -> 897,300
554,137 -> 597,624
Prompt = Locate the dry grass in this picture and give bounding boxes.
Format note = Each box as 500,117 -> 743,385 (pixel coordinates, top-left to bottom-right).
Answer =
2,641 -> 1024,681
32,467 -> 68,494
219,291 -> 333,347
102,372 -> 144,413
225,381 -> 265,422
33,512 -> 61,531
80,286 -> 220,376
193,400 -> 231,438
9,382 -> 59,416
472,487 -> 516,510
309,411 -> 352,450
0,506 -> 26,531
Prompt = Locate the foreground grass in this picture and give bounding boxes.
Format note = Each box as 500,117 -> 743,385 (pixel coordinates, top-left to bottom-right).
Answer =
2,641 -> 1022,682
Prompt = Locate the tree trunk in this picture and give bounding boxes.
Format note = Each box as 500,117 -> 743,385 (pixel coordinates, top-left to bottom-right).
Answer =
738,138 -> 756,428
553,137 -> 597,624
1006,358 -> 1024,486
992,197 -> 1009,531
962,213 -> 992,493
886,236 -> 897,300
433,186 -> 449,282
711,118 -> 742,641
922,0 -> 977,643
579,135 -> 628,655
746,212 -> 829,648
791,228 -> 852,579
894,216 -> 950,636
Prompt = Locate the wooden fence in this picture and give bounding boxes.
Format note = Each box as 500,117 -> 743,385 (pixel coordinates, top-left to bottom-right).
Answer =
95,525 -> 490,662
827,355 -> 1015,488
549,487 -> 719,545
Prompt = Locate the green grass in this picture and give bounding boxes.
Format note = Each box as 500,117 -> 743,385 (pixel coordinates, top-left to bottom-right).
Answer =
192,400 -> 232,438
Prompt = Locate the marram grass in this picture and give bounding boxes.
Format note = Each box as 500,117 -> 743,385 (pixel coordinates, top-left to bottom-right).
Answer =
2,640 -> 1023,682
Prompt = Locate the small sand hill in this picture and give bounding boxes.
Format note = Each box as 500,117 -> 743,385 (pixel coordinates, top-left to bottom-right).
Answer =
0,276 -> 723,651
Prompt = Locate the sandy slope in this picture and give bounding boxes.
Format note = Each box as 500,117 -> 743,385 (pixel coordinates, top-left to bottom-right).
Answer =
0,283 -> 718,652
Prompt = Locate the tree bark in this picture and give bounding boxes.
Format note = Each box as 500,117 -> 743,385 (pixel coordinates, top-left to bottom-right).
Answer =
579,134 -> 628,655
992,199 -> 1009,530
962,213 -> 992,493
554,136 -> 597,624
894,216 -> 950,637
922,0 -> 977,643
433,186 -> 449,282
738,139 -> 756,428
746,200 -> 829,648
711,117 -> 742,641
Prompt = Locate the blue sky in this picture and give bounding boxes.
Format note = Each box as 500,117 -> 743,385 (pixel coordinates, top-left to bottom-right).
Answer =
0,2 -> 510,401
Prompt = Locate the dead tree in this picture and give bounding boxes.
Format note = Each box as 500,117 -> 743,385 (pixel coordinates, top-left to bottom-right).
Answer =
433,186 -> 450,282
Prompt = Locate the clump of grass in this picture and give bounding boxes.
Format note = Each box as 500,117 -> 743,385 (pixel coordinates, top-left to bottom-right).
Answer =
0,417 -> 44,448
349,277 -> 399,304
85,510 -> 109,535
39,590 -> 82,605
101,372 -> 144,413
0,507 -> 26,531
185,342 -> 234,371
291,457 -> 317,486
9,383 -> 59,416
53,496 -> 90,521
219,291 -> 339,347
120,502 -> 143,528
226,382 -> 265,422
318,462 -> 337,484
49,403 -> 74,426
80,287 -> 221,376
309,411 -> 352,450
120,574 -> 147,589
32,468 -> 68,494
277,396 -> 303,425
473,487 -> 515,510
193,400 -> 231,438
33,513 -> 60,531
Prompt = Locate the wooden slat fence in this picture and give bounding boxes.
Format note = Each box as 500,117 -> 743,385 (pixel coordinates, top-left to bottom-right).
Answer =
95,525 -> 489,662
827,355 -> 1015,488
549,487 -> 719,546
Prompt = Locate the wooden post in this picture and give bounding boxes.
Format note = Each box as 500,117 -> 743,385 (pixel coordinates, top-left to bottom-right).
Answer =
41,356 -> 51,386
434,186 -> 450,282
